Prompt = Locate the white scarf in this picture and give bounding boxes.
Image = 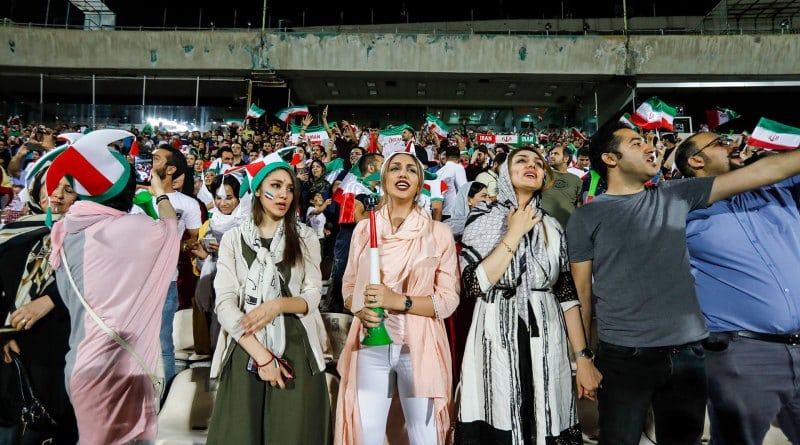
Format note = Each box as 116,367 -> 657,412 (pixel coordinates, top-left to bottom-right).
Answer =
239,217 -> 286,357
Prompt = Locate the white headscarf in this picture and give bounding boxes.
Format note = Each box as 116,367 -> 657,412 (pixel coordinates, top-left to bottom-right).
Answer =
444,181 -> 477,237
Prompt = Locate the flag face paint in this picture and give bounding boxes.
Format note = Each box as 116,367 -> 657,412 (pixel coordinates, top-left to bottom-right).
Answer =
263,190 -> 275,200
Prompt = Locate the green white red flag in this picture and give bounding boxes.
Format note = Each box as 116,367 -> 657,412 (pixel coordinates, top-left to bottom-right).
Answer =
379,125 -> 413,156
290,124 -> 330,147
748,117 -> 800,151
571,127 -> 587,141
705,107 -> 740,130
245,104 -> 266,119
275,106 -> 309,123
659,102 -> 677,131
425,114 -> 449,140
619,113 -> 639,131
631,97 -> 677,131
332,167 -> 373,224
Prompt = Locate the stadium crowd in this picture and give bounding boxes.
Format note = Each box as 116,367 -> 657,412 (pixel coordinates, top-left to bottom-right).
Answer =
0,109 -> 798,445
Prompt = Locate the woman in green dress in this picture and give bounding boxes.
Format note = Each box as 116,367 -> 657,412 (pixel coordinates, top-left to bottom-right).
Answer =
207,154 -> 331,444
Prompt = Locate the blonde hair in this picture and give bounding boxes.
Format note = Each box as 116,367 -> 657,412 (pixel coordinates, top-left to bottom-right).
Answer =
379,152 -> 424,210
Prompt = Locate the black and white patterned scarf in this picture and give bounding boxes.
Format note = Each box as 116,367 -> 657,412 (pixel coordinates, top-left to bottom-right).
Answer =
239,218 -> 286,357
460,158 -> 558,327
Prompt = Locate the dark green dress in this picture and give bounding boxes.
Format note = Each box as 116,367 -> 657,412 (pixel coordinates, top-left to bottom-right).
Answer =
206,236 -> 331,445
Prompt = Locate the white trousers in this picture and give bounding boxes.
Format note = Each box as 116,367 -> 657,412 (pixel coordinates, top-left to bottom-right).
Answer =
357,344 -> 437,445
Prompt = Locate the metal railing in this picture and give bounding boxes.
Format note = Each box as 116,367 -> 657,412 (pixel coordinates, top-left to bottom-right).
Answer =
0,19 -> 796,36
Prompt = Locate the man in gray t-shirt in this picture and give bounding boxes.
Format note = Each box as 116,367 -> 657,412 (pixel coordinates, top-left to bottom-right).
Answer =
567,121 -> 800,445
567,176 -> 713,347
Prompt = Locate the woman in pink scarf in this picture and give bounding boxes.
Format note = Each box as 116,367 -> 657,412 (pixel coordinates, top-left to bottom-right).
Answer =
48,135 -> 180,445
335,151 -> 460,444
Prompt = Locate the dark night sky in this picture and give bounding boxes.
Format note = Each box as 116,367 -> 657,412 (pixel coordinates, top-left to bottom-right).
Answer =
3,0 -> 720,28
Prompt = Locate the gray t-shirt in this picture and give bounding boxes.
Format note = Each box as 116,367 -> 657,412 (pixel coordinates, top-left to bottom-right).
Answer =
541,170 -> 583,229
566,177 -> 715,347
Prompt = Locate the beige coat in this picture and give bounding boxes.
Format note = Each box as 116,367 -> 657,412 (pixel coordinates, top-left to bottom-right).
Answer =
210,222 -> 328,379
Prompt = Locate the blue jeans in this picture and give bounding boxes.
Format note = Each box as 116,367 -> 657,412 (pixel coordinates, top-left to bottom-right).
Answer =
160,281 -> 178,386
595,340 -> 707,445
327,225 -> 354,314
704,333 -> 800,445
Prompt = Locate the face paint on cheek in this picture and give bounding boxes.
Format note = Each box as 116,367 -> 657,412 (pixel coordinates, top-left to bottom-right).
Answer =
263,191 -> 275,200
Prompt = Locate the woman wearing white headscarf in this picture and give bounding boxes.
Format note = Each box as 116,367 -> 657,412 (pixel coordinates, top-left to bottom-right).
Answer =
444,181 -> 490,239
191,174 -> 249,351
455,147 -> 601,445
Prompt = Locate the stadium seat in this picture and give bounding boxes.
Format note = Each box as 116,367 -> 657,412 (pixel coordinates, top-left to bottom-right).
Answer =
321,312 -> 353,365
156,367 -> 214,445
173,308 -> 211,365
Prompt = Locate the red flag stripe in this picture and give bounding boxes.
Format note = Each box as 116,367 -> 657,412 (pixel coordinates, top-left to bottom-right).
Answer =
46,146 -> 114,195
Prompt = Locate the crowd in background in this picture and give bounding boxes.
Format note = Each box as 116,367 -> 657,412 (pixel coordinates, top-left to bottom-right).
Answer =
1,110 -> 798,445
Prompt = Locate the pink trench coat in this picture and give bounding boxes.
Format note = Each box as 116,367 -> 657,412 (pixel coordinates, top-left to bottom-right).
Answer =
335,207 -> 460,445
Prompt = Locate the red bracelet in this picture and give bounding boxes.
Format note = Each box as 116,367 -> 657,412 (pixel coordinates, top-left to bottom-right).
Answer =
254,355 -> 275,368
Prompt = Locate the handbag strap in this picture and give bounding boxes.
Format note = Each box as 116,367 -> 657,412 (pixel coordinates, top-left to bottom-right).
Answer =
59,248 -> 161,391
11,353 -> 35,405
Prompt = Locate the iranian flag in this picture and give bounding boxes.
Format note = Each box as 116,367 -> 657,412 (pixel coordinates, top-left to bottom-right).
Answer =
425,114 -> 450,140
379,125 -> 413,156
290,124 -> 330,146
275,106 -> 309,123
705,107 -> 740,130
324,157 -> 362,184
748,117 -> 800,151
333,167 -> 373,224
619,113 -> 639,131
631,97 -> 677,130
224,146 -> 296,194
570,127 -> 587,141
631,97 -> 663,129
245,103 -> 266,119
659,102 -> 677,131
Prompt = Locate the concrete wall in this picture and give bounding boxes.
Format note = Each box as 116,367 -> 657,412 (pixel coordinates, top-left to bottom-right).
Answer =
1,27 -> 799,77
629,35 -> 800,75
1,28 -> 264,71
262,33 -> 628,75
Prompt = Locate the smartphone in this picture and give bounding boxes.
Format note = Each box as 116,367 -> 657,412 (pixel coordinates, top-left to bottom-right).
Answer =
27,142 -> 45,153
246,357 -> 259,375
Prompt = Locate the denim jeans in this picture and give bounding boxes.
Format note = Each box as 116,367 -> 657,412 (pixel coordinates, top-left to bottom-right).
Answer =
327,258 -> 347,313
160,281 -> 178,386
595,340 -> 707,445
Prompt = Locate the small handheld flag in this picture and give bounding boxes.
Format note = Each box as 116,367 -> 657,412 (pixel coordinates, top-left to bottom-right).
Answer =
275,106 -> 309,123
246,104 -> 266,120
748,117 -> 800,151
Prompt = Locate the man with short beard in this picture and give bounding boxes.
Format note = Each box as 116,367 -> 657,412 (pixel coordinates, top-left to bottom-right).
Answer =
541,145 -> 582,228
677,132 -> 800,445
230,142 -> 246,166
209,146 -> 235,174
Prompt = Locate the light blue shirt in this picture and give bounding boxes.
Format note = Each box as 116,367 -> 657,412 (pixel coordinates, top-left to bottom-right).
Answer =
686,176 -> 800,334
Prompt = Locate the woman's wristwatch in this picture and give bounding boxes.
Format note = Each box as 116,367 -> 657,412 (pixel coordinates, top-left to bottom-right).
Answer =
402,295 -> 413,312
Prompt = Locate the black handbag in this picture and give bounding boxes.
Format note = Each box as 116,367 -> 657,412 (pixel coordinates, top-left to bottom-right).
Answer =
3,352 -> 57,445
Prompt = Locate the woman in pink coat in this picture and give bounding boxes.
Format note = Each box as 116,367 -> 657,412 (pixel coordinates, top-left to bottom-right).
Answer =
335,151 -> 460,444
